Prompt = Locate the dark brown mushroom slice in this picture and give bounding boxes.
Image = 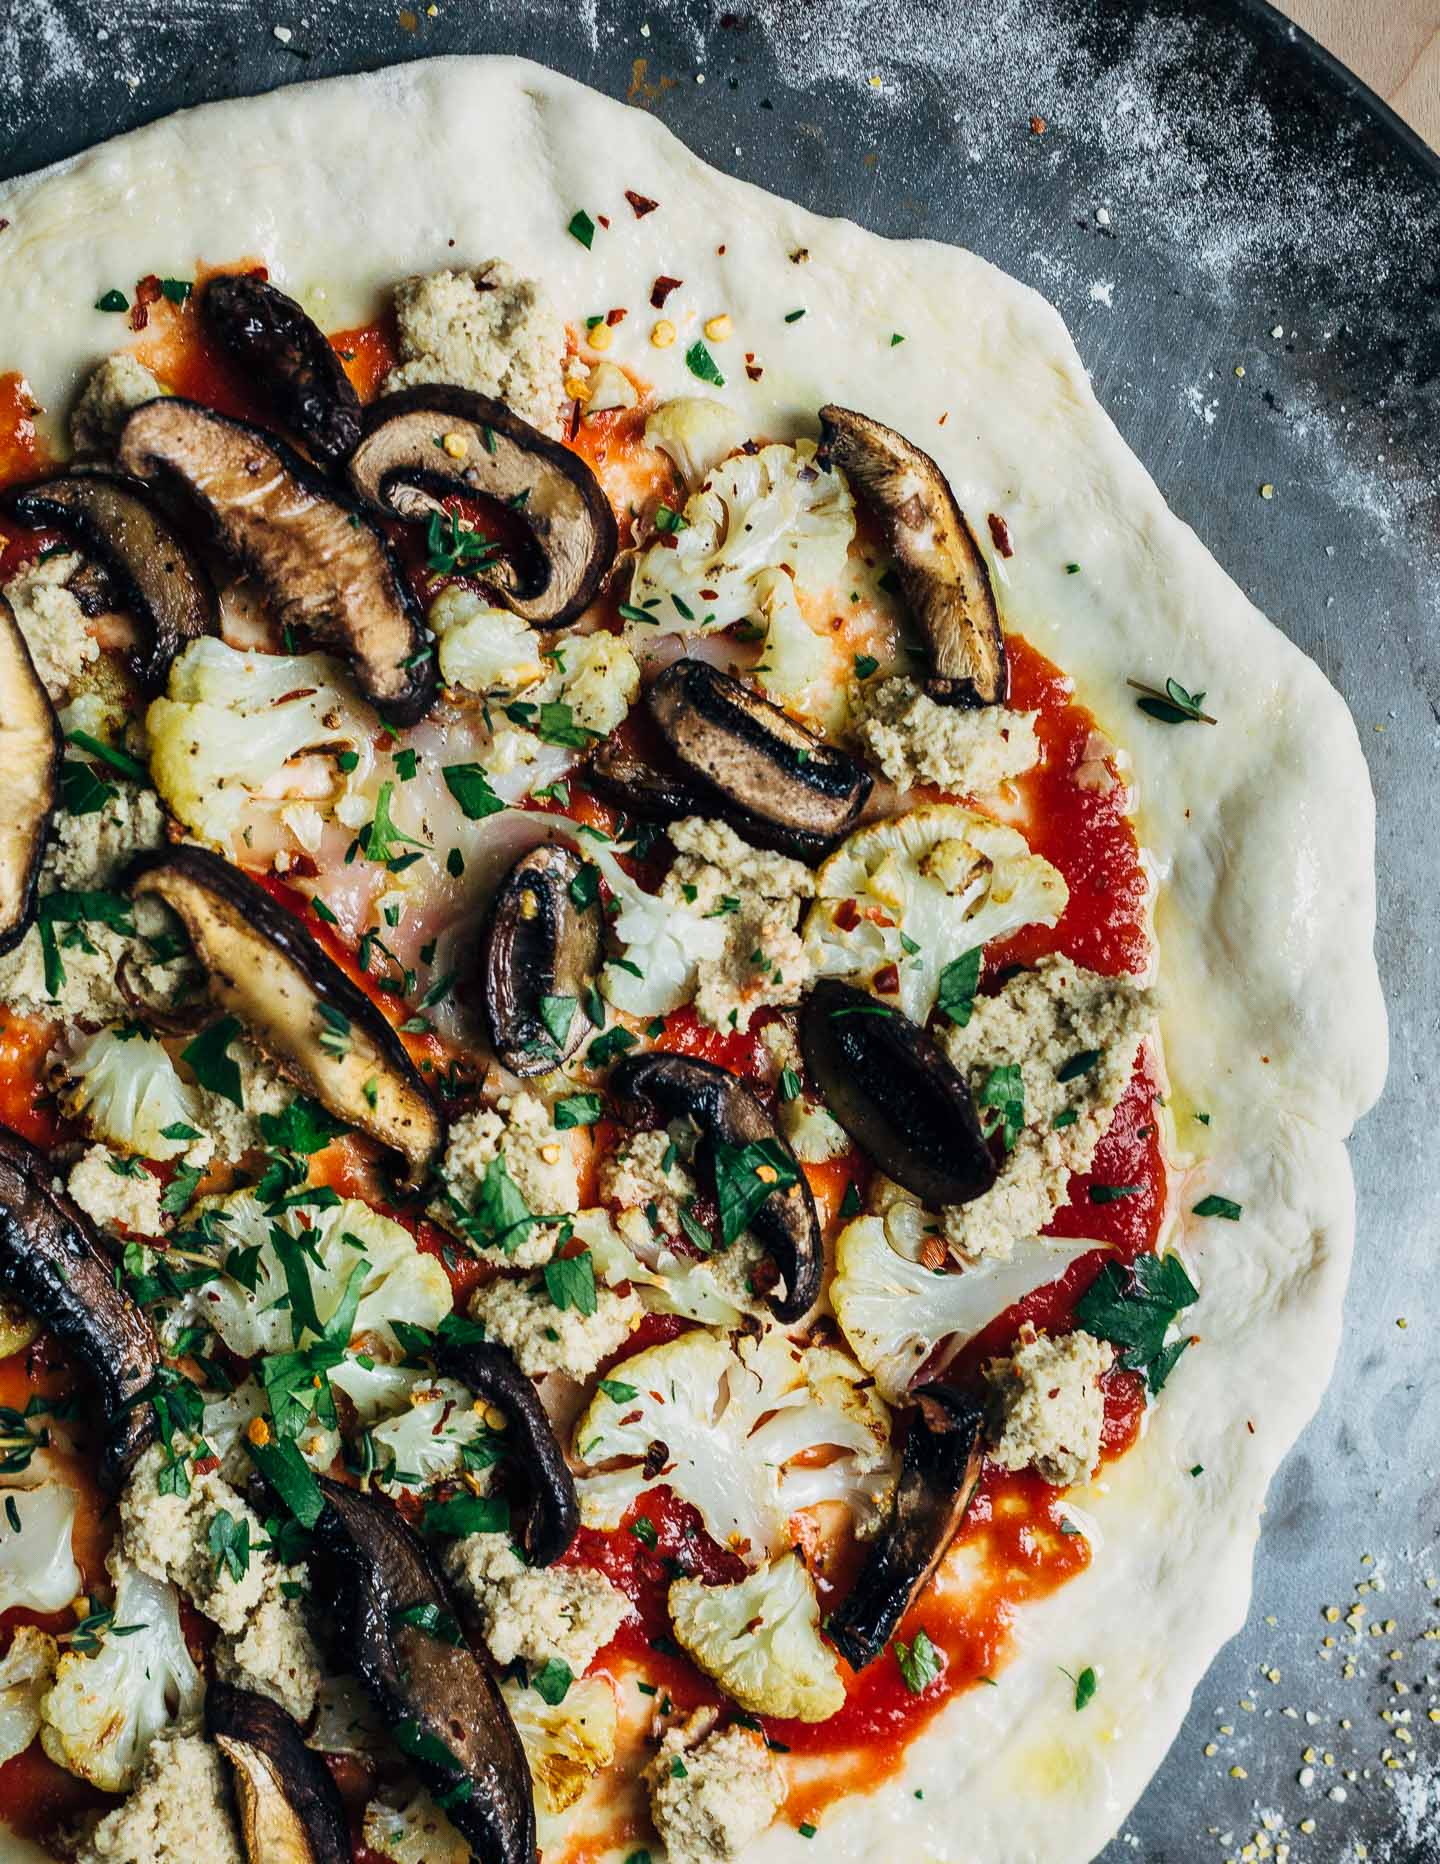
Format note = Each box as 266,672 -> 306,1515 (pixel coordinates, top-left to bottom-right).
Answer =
346,384 -> 618,627
0,1128 -> 159,1489
826,1385 -> 985,1669
647,659 -> 871,862
116,399 -> 434,725
433,1337 -> 579,1567
128,846 -> 441,1188
586,736 -> 714,824
206,1681 -> 350,1864
475,843 -> 602,1077
0,604 -> 60,955
609,1051 -> 822,1322
2,473 -> 218,690
201,273 -> 364,467
800,980 -> 996,1210
310,1477 -> 535,1864
817,404 -> 1006,708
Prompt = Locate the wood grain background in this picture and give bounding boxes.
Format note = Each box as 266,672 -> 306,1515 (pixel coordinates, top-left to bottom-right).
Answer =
1280,0 -> 1440,145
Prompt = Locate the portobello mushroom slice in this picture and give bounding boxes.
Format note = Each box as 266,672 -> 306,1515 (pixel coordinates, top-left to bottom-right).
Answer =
0,603 -> 60,955
800,979 -> 996,1210
818,404 -> 1006,707
128,846 -> 441,1187
827,1385 -> 985,1669
347,384 -> 618,627
2,473 -> 218,689
116,399 -> 434,724
586,736 -> 714,824
433,1337 -> 579,1567
646,659 -> 871,863
609,1051 -> 822,1322
0,1129 -> 159,1489
206,1681 -> 350,1864
310,1477 -> 535,1864
201,273 -> 364,467
474,843 -> 602,1077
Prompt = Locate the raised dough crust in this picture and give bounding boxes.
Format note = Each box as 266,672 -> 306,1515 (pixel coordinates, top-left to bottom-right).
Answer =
0,55 -> 1386,1864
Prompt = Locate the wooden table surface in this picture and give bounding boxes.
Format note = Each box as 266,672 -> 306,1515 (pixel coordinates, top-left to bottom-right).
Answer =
1279,0 -> 1440,146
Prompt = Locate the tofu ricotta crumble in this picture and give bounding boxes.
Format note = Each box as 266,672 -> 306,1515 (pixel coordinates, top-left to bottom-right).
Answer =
0,225 -> 1194,1864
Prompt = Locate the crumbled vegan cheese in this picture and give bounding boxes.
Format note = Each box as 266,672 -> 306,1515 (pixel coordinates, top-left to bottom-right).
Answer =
2,553 -> 99,702
74,1730 -> 242,1864
191,1038 -> 296,1169
70,353 -> 164,456
119,1444 -> 321,1721
598,1127 -> 696,1234
644,1711 -> 786,1864
937,954 -> 1153,1262
0,892 -> 195,1027
362,1791 -> 470,1864
853,676 -> 1040,795
385,261 -> 567,435
66,1145 -> 165,1237
984,1323 -> 1113,1488
660,818 -> 816,1032
41,784 -> 168,893
443,1531 -> 632,1672
467,1273 -> 641,1380
440,1092 -> 580,1267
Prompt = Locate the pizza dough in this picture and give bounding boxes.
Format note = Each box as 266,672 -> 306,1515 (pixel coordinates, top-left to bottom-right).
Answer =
0,55 -> 1386,1864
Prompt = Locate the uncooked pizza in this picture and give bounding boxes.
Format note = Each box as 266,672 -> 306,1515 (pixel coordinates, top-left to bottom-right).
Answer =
0,56 -> 1385,1864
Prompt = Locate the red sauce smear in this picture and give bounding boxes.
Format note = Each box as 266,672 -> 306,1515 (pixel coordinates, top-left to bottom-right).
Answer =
0,292 -> 1164,1849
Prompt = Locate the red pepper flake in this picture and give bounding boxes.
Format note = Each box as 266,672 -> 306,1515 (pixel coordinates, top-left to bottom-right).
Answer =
129,272 -> 163,332
873,962 -> 901,994
746,362 -> 764,381
834,898 -> 861,932
938,410 -> 949,425
625,189 -> 659,218
597,214 -> 611,230
605,307 -> 628,326
717,244 -> 727,255
568,398 -> 583,442
1030,115 -> 1047,135
0,220 -> 9,234
987,512 -> 1014,557
750,1256 -> 781,1296
651,275 -> 683,309
699,589 -> 719,601
190,1455 -> 221,1477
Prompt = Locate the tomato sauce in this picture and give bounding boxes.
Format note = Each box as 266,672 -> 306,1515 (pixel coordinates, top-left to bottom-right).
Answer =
0,286 -> 1167,1850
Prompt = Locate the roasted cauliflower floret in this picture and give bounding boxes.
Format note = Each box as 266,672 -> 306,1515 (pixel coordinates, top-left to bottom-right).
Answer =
644,396 -> 749,487
503,1673 -> 618,1817
572,1327 -> 893,1563
0,1626 -> 58,1767
0,1484 -> 81,1615
59,1025 -> 204,1162
802,803 -> 1068,1024
669,1552 -> 844,1722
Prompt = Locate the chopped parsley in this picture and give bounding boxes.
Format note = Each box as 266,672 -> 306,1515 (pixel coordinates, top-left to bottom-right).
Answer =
712,1138 -> 798,1247
443,762 -> 505,821
684,339 -> 725,387
894,1627 -> 945,1694
544,1250 -> 597,1317
1192,1193 -> 1242,1220
1074,1252 -> 1199,1394
935,947 -> 982,1028
567,209 -> 597,248
181,1016 -> 244,1107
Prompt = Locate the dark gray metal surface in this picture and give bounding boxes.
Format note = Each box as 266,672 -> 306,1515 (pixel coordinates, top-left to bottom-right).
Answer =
4,1 -> 1439,1858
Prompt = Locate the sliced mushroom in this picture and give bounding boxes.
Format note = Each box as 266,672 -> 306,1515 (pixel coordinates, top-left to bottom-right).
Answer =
128,846 -> 441,1187
586,736 -> 714,823
207,1681 -> 350,1864
818,405 -> 1006,707
0,602 -> 60,955
347,384 -> 618,627
310,1477 -> 535,1864
475,843 -> 602,1077
800,980 -> 996,1209
0,1129 -> 158,1489
433,1337 -> 579,1566
646,659 -> 872,862
2,473 -> 218,689
826,1384 -> 985,1669
116,399 -> 434,724
609,1051 -> 821,1321
201,273 -> 364,467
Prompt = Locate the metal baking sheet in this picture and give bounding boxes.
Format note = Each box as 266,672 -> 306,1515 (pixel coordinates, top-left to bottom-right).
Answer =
3,0 -> 1438,1857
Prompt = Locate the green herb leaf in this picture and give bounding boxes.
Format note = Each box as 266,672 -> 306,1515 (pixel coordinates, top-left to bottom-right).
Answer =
531,1657 -> 574,1705
598,1377 -> 639,1403
246,1436 -> 326,1527
894,1627 -> 945,1694
425,509 -> 498,577
95,289 -> 129,313
423,1493 -> 511,1537
1074,1253 -> 1199,1394
1129,676 -> 1216,726
60,758 -> 117,816
66,729 -> 148,782
160,1163 -> 204,1217
1072,1665 -> 1097,1711
712,1138 -> 798,1247
182,1016 -> 244,1107
391,1601 -> 465,1645
443,762 -> 506,821
684,339 -> 725,387
544,1250 -> 597,1316
1087,1183 -> 1139,1204
778,1067 -> 802,1102
629,1514 -> 659,1549
588,1026 -> 638,1067
538,994 -> 578,1052
568,209 -> 596,248
1056,1048 -> 1103,1083
936,947 -> 983,1028
554,1092 -> 603,1130
207,1509 -> 251,1583
1192,1194 -> 1242,1221
853,653 -> 879,679
258,1098 -> 345,1156
978,1063 -> 1025,1153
